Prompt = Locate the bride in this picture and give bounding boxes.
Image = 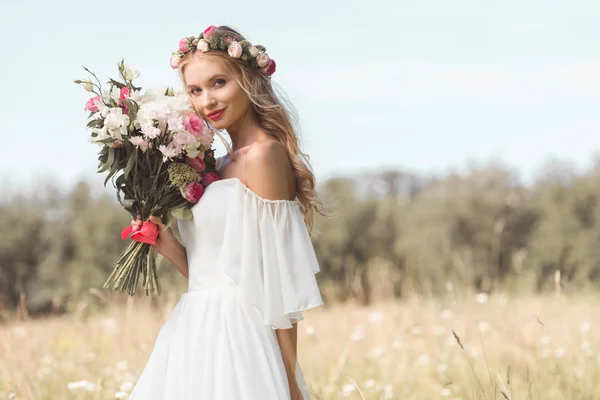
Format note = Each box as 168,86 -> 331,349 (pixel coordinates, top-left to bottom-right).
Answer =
127,25 -> 325,400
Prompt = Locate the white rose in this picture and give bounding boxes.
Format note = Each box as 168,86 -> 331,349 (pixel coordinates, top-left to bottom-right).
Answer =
248,46 -> 259,58
227,42 -> 243,58
123,65 -> 140,81
256,53 -> 269,68
197,39 -> 210,52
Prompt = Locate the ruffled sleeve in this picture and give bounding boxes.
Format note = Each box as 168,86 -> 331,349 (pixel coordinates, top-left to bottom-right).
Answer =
221,182 -> 324,329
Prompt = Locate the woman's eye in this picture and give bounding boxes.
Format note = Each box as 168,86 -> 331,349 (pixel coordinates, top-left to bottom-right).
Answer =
190,88 -> 201,94
214,79 -> 225,87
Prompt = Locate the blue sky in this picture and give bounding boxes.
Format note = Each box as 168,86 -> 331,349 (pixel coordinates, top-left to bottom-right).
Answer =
1,0 -> 599,195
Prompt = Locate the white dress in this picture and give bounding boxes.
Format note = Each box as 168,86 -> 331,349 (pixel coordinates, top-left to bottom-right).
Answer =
128,177 -> 324,400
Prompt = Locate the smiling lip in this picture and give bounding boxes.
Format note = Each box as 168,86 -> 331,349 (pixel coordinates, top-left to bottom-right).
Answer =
207,108 -> 225,120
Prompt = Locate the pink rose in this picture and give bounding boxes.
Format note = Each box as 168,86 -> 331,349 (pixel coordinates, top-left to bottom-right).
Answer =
181,182 -> 205,203
186,156 -> 206,173
256,53 -> 269,68
170,53 -> 182,69
184,113 -> 204,135
248,46 -> 259,58
227,41 -> 243,58
179,38 -> 190,52
85,96 -> 100,112
202,172 -> 220,186
197,39 -> 210,52
203,25 -> 217,43
263,59 -> 276,76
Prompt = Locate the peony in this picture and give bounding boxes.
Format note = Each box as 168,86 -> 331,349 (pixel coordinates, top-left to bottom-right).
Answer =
203,25 -> 217,43
184,113 -> 203,135
85,96 -> 101,112
122,65 -> 140,81
179,38 -> 190,53
248,46 -> 259,58
170,53 -> 182,69
181,182 -> 205,203
202,171 -> 220,186
186,156 -> 206,173
256,53 -> 269,68
227,42 -> 243,58
196,39 -> 209,52
263,59 -> 276,76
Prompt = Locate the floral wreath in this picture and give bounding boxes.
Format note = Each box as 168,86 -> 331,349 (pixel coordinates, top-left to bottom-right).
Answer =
170,25 -> 276,77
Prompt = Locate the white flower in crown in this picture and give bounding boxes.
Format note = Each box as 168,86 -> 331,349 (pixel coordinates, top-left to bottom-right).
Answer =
248,46 -> 259,58
227,41 -> 243,58
256,53 -> 269,68
197,39 -> 210,52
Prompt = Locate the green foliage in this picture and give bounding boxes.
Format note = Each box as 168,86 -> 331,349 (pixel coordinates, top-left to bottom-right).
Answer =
3,160 -> 600,314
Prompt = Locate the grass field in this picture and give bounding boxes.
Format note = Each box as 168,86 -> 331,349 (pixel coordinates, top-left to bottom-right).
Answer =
1,293 -> 599,399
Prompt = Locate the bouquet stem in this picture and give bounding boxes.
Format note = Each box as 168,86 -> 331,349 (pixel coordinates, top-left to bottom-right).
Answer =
103,240 -> 160,296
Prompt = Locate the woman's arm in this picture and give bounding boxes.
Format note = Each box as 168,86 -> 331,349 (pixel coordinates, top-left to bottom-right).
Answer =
148,216 -> 189,279
163,241 -> 189,279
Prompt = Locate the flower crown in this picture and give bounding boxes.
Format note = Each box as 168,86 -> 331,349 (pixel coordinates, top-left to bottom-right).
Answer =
170,25 -> 276,77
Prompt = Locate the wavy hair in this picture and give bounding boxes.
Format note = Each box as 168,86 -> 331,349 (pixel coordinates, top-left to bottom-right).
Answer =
178,26 -> 324,229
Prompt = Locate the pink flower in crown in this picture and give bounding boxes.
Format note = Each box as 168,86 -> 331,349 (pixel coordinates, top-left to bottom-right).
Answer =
179,38 -> 190,52
227,41 -> 243,58
85,96 -> 101,112
184,113 -> 204,136
248,46 -> 259,58
203,25 -> 217,43
256,53 -> 269,68
263,59 -> 276,76
202,172 -> 220,186
170,53 -> 182,69
197,39 -> 210,52
181,182 -> 205,203
186,156 -> 206,173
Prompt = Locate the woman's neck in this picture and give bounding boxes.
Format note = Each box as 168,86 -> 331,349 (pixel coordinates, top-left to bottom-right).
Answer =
227,109 -> 263,152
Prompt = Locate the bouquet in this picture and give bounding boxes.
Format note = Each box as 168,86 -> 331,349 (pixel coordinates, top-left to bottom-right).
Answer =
75,60 -> 219,296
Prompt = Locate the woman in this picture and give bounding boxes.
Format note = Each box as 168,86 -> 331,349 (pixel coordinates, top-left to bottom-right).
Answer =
127,25 -> 325,400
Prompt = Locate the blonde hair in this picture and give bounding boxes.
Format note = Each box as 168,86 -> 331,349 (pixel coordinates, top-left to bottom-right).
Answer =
178,26 -> 325,229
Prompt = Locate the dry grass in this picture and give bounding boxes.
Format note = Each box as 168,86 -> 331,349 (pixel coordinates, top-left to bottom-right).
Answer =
1,293 -> 600,399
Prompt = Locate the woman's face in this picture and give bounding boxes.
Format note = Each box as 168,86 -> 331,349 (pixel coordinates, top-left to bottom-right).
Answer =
183,57 -> 252,130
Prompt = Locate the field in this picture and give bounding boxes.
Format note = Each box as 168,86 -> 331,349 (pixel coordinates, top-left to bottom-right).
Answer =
1,293 -> 599,400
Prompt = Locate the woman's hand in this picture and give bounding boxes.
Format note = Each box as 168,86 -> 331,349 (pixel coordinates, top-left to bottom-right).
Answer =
131,215 -> 179,258
289,380 -> 304,400
131,215 -> 189,279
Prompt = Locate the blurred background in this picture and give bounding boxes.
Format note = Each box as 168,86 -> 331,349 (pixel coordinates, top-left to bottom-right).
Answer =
1,1 -> 600,399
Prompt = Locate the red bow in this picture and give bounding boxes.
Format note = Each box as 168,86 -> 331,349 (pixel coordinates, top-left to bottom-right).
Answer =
120,221 -> 159,245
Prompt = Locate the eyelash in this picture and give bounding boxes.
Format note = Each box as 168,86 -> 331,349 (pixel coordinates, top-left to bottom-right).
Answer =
189,79 -> 226,94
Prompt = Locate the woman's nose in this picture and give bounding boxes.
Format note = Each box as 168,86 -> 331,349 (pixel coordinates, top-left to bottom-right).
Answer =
202,92 -> 216,109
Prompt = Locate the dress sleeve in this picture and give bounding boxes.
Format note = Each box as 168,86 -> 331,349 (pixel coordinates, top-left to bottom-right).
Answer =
222,186 -> 324,329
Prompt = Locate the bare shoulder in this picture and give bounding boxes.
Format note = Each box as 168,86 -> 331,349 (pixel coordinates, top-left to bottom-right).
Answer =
243,139 -> 295,201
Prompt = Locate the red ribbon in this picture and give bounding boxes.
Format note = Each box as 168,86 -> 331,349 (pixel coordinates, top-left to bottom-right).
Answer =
120,221 -> 159,245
